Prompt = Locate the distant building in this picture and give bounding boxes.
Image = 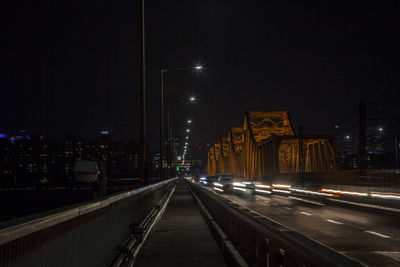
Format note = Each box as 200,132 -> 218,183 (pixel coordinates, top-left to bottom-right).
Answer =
336,135 -> 358,170
0,130 -> 143,187
366,127 -> 385,168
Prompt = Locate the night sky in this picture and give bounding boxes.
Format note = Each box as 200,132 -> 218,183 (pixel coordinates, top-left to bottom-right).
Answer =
1,1 -> 400,152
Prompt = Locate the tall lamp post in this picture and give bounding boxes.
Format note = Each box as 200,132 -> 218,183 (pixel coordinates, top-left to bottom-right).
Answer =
160,66 -> 202,180
166,97 -> 196,178
182,119 -> 192,166
140,0 -> 147,184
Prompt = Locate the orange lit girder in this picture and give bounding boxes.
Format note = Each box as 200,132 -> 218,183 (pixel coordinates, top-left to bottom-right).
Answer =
205,111 -> 337,180
278,137 -> 336,173
229,127 -> 244,153
244,111 -> 294,142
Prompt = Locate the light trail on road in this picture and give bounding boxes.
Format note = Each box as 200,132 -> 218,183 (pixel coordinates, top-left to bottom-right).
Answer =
205,187 -> 400,266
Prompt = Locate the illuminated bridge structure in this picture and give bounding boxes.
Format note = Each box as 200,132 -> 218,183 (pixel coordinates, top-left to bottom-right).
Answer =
206,111 -> 336,180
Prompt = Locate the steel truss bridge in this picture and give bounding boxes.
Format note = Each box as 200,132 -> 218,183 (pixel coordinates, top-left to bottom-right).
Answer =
206,111 -> 336,180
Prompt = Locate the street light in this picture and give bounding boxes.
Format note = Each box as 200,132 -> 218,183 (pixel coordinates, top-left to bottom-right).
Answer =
187,120 -> 192,124
166,98 -> 198,179
160,66 -> 203,180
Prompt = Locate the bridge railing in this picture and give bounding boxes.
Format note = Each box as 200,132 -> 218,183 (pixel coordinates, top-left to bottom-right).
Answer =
189,183 -> 362,267
0,178 -> 177,267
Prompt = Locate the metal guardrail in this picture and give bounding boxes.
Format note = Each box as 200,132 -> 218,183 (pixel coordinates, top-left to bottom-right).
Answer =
186,183 -> 249,267
110,183 -> 176,266
189,183 -> 362,267
0,178 -> 177,267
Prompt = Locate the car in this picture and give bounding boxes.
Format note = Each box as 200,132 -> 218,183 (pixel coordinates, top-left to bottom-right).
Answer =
212,174 -> 232,193
212,174 -> 245,194
200,175 -> 216,187
191,176 -> 200,183
289,183 -> 325,201
244,181 -> 272,195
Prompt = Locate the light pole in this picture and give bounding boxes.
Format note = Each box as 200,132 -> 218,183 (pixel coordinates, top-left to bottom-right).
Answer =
182,120 -> 192,165
166,97 -> 196,178
160,69 -> 164,180
140,0 -> 147,184
396,132 -> 399,169
160,66 -> 202,180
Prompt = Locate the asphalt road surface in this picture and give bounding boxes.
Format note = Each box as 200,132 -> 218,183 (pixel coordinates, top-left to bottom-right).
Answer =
209,188 -> 400,266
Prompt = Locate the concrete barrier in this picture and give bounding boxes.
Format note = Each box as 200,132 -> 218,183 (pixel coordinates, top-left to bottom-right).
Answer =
190,183 -> 362,267
0,179 -> 177,267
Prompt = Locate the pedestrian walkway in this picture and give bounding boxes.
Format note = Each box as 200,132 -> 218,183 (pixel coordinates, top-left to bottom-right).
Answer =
135,181 -> 227,267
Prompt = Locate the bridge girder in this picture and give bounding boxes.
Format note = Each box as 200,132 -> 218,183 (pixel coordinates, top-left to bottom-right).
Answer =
206,111 -> 337,180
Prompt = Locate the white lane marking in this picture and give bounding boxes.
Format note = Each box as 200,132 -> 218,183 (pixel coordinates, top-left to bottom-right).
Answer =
365,231 -> 390,239
272,203 -> 279,206
289,196 -> 324,206
326,219 -> 344,225
284,207 -> 292,210
300,211 -> 312,216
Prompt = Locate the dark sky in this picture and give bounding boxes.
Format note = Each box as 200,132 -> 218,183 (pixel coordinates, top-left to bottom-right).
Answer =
1,1 -> 400,151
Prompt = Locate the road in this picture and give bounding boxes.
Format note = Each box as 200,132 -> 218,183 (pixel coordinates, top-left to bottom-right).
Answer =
210,188 -> 400,266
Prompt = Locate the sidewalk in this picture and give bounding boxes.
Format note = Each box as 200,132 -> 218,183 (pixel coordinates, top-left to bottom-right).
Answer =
135,181 -> 227,267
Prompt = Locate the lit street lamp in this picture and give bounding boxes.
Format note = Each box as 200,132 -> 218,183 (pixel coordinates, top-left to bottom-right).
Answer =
166,96 -> 197,179
160,66 -> 202,179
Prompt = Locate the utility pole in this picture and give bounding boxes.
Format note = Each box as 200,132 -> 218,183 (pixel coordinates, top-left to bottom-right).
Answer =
298,125 -> 305,178
160,70 -> 164,180
167,105 -> 172,179
140,0 -> 148,184
358,100 -> 367,173
396,132 -> 399,169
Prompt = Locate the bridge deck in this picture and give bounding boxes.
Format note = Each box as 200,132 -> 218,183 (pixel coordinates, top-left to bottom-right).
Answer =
135,181 -> 227,267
